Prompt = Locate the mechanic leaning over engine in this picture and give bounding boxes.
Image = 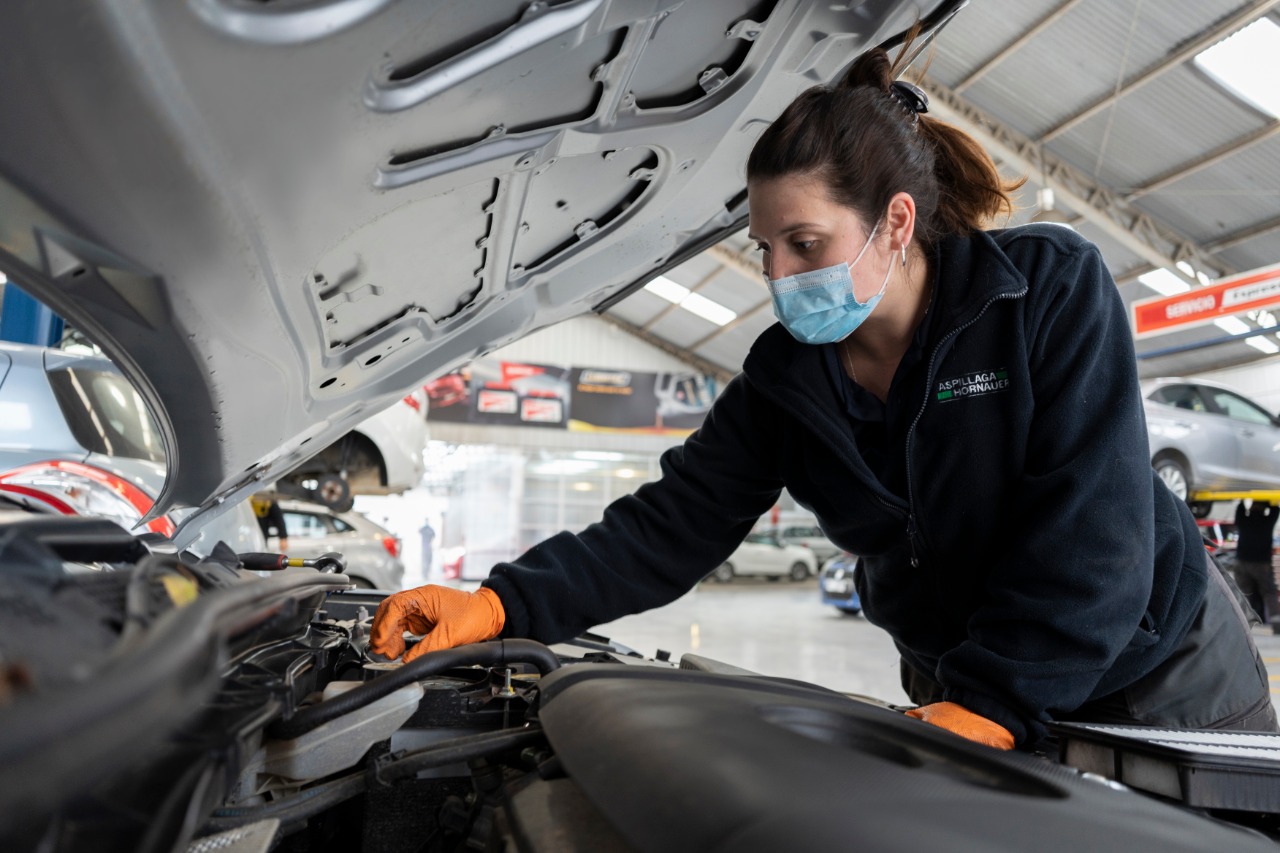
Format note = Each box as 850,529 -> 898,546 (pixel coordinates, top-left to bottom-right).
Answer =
371,31 -> 1278,751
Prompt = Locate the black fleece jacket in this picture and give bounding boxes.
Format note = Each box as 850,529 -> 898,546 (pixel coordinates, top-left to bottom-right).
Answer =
484,224 -> 1208,747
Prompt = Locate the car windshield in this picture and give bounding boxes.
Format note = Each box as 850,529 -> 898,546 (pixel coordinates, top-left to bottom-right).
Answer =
744,533 -> 780,546
46,367 -> 166,462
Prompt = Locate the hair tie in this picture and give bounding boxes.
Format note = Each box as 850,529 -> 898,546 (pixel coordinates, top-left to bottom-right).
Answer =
889,80 -> 929,119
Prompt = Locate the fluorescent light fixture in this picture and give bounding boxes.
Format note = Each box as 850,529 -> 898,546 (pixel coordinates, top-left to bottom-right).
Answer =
573,450 -> 625,462
0,272 -> 7,284
1175,261 -> 1195,278
643,275 -> 737,327
1138,268 -> 1191,296
681,292 -> 737,326
1246,335 -> 1280,354
644,276 -> 690,303
614,468 -> 638,479
1194,18 -> 1280,119
572,482 -> 595,492
1215,316 -> 1252,335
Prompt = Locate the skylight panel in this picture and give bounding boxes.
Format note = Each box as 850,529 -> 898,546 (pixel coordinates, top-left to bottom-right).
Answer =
1215,316 -> 1252,335
643,275 -> 736,326
681,292 -> 737,326
644,276 -> 690,303
1246,335 -> 1280,354
1194,18 -> 1280,119
1138,269 -> 1191,296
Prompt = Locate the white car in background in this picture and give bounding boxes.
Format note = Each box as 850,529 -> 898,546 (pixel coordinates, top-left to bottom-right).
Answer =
707,532 -> 817,583
279,391 -> 429,512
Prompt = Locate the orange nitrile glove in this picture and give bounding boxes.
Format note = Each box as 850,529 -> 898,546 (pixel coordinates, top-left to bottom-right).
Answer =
905,701 -> 1015,750
369,585 -> 505,662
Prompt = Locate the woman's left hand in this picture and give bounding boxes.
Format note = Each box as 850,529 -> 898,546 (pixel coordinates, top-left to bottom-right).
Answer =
905,701 -> 1015,750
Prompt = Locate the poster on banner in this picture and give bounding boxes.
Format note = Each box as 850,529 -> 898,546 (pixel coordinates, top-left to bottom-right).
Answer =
568,368 -> 716,435
424,358 -> 718,436
1131,263 -> 1280,338
424,361 -> 570,428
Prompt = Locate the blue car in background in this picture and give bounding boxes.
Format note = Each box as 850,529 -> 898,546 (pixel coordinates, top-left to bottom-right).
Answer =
819,552 -> 861,615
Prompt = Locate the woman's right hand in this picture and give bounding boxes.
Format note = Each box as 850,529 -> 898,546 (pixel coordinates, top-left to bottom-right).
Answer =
369,585 -> 506,662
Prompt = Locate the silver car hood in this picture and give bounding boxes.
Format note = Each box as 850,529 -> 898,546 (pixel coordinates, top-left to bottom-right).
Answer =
0,0 -> 958,545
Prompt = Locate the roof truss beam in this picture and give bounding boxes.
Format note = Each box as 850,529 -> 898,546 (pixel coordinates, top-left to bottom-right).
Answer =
922,78 -> 1234,284
1126,120 -> 1280,199
597,313 -> 737,383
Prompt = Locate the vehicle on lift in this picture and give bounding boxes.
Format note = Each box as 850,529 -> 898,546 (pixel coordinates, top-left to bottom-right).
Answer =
6,1 -> 1280,851
271,498 -> 406,591
707,531 -> 817,583
1143,377 -> 1280,517
279,390 -> 429,512
819,551 -> 862,615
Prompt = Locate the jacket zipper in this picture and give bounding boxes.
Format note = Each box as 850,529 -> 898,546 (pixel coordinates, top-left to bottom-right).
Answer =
903,289 -> 1028,567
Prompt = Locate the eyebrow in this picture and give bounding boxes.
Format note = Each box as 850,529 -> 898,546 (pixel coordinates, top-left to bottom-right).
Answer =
747,222 -> 823,241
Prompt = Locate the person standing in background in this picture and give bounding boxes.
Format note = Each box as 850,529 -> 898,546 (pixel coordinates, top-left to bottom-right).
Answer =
251,493 -> 290,553
1233,499 -> 1280,631
419,521 -> 436,578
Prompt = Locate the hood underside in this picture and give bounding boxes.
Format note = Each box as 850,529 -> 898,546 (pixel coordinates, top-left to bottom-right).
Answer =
0,0 -> 958,544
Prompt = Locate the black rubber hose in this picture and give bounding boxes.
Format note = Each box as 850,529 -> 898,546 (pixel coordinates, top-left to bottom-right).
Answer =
205,771 -> 366,830
374,726 -> 546,785
267,639 -> 560,740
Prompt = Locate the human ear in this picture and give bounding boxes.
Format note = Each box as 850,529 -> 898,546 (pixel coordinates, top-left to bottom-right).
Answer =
886,191 -> 917,256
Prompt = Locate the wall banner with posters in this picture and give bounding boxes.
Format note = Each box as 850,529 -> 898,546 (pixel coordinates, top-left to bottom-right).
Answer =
425,359 -> 717,436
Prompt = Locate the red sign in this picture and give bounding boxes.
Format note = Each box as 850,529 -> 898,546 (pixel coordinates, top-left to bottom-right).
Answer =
1132,263 -> 1280,338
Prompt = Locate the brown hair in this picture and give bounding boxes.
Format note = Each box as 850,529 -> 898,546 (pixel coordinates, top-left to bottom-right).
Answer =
746,32 -> 1023,251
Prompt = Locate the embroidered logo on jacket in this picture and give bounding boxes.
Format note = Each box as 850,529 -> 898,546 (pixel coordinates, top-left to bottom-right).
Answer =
935,369 -> 1009,402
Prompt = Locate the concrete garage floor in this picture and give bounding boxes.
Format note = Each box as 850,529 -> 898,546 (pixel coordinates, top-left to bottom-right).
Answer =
593,578 -> 1280,717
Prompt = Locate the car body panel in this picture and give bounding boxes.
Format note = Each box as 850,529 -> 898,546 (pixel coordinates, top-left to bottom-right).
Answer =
819,551 -> 861,613
0,0 -> 954,545
346,398 -> 429,493
773,523 -> 841,561
723,532 -> 816,579
1143,377 -> 1280,494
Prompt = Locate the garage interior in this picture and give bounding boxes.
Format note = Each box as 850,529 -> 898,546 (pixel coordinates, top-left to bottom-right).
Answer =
4,0 -> 1280,849
342,0 -> 1280,707
2,0 -> 1279,703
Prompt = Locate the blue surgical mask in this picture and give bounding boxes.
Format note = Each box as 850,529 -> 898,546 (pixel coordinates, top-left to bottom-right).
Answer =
766,223 -> 892,345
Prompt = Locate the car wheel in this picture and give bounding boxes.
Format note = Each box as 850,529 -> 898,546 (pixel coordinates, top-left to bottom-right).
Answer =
788,562 -> 810,582
313,474 -> 354,512
1152,455 -> 1190,501
1189,501 -> 1213,519
711,563 -> 734,583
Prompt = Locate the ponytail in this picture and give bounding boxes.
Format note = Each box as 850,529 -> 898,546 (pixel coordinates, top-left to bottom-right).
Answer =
747,26 -> 1023,249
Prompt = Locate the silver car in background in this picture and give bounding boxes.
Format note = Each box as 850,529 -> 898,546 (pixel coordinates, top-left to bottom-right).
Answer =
270,498 -> 405,590
1142,377 -> 1280,510
0,341 -> 263,555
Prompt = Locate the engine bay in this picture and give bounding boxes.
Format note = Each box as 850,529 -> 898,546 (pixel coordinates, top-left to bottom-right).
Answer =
4,516 -> 1280,853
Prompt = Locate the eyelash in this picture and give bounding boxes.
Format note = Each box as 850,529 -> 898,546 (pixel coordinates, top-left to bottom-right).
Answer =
755,239 -> 816,254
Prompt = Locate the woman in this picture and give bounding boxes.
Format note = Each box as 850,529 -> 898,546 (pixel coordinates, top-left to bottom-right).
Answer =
370,40 -> 1276,750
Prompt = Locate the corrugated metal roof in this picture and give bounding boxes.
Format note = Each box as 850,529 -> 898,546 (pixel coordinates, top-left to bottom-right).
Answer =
1049,66 -> 1269,189
603,0 -> 1280,378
